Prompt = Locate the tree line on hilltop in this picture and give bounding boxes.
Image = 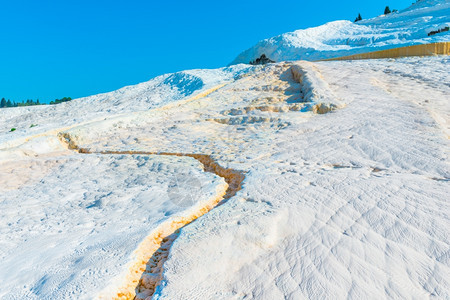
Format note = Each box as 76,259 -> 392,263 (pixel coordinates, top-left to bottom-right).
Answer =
0,97 -> 72,108
354,5 -> 399,23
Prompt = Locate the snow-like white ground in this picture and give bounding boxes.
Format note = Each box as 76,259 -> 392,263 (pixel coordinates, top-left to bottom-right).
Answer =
152,56 -> 450,299
231,0 -> 450,64
0,2 -> 449,296
0,64 -> 253,153
1,54 -> 447,299
0,153 -> 226,299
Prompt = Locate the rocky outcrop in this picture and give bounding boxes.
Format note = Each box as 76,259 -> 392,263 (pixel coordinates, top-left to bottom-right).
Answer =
249,54 -> 275,65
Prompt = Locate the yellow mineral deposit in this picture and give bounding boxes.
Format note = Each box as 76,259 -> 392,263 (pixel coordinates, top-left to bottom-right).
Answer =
58,133 -> 245,300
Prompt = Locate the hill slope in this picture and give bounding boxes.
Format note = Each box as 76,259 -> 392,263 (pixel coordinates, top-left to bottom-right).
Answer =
231,0 -> 450,64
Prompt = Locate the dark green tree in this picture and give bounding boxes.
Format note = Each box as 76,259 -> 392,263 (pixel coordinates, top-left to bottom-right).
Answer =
384,6 -> 391,14
0,98 -> 6,108
6,99 -> 12,107
354,13 -> 362,22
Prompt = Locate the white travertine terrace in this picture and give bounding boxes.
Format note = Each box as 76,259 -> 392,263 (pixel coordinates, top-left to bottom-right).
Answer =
0,52 -> 449,300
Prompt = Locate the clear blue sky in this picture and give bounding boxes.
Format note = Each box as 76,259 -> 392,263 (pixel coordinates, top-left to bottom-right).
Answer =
0,0 -> 411,103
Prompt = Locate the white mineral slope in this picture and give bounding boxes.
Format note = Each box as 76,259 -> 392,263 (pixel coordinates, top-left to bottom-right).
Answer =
0,153 -> 226,299
231,0 -> 450,64
0,64 -> 257,299
0,67 -> 260,300
153,58 -> 450,298
55,57 -> 450,299
0,64 -> 253,152
0,54 -> 448,299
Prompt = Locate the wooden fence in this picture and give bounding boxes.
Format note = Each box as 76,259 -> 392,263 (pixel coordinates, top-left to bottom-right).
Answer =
322,42 -> 450,61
